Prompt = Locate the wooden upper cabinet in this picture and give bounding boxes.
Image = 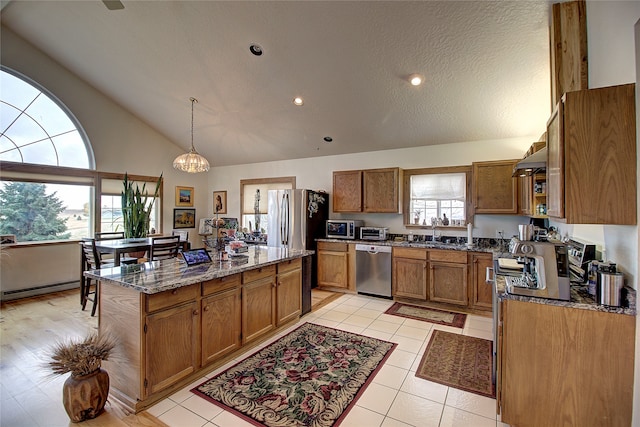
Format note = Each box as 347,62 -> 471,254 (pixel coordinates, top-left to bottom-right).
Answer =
333,167 -> 402,213
517,175 -> 533,216
333,170 -> 362,212
363,168 -> 402,213
546,83 -> 637,224
550,0 -> 588,107
472,160 -> 518,214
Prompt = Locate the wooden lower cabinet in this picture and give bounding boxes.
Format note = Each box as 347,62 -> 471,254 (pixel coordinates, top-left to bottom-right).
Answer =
469,252 -> 493,311
317,241 -> 350,290
242,266 -> 277,345
145,300 -> 199,396
201,287 -> 242,366
276,258 -> 302,326
392,247 -> 428,300
498,299 -> 635,426
429,262 -> 467,306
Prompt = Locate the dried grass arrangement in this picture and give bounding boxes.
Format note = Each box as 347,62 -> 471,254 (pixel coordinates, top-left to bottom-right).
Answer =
47,333 -> 116,377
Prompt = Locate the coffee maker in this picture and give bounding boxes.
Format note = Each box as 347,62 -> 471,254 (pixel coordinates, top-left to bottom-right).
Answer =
505,240 -> 571,301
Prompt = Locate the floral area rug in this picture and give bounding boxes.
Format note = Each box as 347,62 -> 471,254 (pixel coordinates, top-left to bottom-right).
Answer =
384,302 -> 466,328
192,322 -> 396,427
416,330 -> 494,398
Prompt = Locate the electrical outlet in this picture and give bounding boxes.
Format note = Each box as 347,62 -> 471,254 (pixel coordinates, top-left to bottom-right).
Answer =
495,229 -> 504,239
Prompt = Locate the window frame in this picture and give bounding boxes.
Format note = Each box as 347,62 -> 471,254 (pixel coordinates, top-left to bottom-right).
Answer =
0,161 -> 163,244
239,176 -> 296,233
402,166 -> 473,227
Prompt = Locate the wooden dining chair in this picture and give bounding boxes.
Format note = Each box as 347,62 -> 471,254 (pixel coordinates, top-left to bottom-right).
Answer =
81,238 -> 114,316
149,235 -> 181,261
95,231 -> 138,265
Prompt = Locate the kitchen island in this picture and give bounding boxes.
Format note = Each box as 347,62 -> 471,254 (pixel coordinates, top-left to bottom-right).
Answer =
84,246 -> 313,412
494,274 -> 636,426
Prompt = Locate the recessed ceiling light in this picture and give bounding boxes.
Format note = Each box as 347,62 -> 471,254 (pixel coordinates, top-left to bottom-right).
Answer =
323,136 -> 333,143
293,97 -> 304,106
249,44 -> 263,56
409,73 -> 424,86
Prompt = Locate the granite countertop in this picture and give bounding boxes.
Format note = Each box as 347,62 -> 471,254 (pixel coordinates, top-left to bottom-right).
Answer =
317,237 -> 503,253
495,274 -> 636,316
84,246 -> 313,294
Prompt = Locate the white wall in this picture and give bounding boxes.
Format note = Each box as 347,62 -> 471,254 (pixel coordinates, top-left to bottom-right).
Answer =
0,26 -> 209,295
209,138 -> 535,241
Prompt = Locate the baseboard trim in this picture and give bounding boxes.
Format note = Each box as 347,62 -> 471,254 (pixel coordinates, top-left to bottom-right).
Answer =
1,281 -> 78,301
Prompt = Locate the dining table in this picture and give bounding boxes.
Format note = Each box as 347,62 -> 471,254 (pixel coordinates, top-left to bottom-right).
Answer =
93,237 -> 153,266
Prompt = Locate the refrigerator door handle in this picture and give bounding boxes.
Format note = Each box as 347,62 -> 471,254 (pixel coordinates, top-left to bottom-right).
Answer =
284,193 -> 290,246
280,193 -> 286,245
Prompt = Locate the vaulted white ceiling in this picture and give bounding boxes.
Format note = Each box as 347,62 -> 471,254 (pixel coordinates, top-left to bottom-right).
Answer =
1,1 -> 552,167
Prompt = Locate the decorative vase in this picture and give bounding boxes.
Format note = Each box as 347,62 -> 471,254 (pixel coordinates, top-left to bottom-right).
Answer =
62,368 -> 110,422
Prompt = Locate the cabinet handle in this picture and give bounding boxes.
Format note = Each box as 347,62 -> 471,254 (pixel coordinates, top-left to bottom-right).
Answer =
203,305 -> 210,312
193,309 -> 199,316
485,267 -> 494,284
171,289 -> 178,295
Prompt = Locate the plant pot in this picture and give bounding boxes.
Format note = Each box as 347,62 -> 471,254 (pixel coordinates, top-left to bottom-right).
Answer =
62,368 -> 110,422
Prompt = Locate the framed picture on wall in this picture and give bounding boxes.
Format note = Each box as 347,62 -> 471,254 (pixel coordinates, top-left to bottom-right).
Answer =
176,186 -> 194,207
173,208 -> 196,229
213,190 -> 227,214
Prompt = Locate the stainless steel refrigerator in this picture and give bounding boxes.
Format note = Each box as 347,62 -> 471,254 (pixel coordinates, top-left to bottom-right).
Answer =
267,189 -> 329,314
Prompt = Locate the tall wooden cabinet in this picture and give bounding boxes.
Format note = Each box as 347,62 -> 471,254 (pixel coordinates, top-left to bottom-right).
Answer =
333,167 -> 402,213
472,160 -> 518,214
546,83 -> 636,224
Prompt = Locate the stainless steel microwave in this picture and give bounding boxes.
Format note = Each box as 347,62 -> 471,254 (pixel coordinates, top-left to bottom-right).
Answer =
326,220 -> 363,239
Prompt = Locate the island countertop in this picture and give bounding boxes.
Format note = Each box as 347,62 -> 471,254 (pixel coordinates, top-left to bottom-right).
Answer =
84,246 -> 313,294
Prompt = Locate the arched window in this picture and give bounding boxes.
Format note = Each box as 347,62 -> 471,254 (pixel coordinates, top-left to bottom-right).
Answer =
1,67 -> 94,168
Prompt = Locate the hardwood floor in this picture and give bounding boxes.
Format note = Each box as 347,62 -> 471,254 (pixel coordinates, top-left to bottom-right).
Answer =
0,289 -> 167,427
311,288 -> 342,310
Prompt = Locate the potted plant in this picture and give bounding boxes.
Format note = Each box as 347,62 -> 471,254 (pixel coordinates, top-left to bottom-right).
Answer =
121,173 -> 162,239
46,333 -> 116,422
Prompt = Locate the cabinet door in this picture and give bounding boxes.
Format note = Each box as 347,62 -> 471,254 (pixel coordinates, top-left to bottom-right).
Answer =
277,267 -> 302,326
144,301 -> 199,397
392,257 -> 427,300
517,175 -> 532,216
242,276 -> 276,344
317,250 -> 349,289
546,103 -> 564,218
363,168 -> 401,213
470,253 -> 493,311
472,160 -> 518,214
333,170 -> 362,212
429,262 -> 468,306
201,287 -> 241,366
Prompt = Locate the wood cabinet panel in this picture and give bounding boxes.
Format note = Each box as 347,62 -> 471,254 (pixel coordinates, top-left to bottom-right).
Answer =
472,160 -> 518,214
146,284 -> 199,313
547,84 -> 636,224
242,265 -> 276,284
202,274 -> 241,296
332,170 -> 362,212
242,276 -> 276,344
277,266 -> 302,326
144,301 -> 198,397
429,249 -> 466,264
317,249 -> 349,289
363,168 -> 402,213
317,241 -> 348,252
550,0 -> 588,107
392,249 -> 428,300
500,300 -> 634,426
201,287 -> 241,366
469,253 -> 493,311
517,175 -> 533,216
429,262 -> 468,306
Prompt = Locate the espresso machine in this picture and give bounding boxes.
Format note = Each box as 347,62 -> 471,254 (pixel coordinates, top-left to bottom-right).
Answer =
504,240 -> 571,301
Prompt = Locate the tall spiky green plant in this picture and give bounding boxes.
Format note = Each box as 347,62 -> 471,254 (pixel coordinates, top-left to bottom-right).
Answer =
121,173 -> 162,238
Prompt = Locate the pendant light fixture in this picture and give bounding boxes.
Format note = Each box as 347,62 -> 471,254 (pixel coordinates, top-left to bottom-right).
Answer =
173,97 -> 210,173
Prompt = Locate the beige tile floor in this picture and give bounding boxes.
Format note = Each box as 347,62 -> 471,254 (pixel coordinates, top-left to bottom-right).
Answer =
148,293 -> 508,427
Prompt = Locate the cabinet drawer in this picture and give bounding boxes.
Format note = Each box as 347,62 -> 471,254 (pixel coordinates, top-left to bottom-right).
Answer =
243,264 -> 276,283
202,274 -> 241,296
429,249 -> 467,263
393,247 -> 427,260
278,258 -> 302,274
318,241 -> 348,252
146,284 -> 199,313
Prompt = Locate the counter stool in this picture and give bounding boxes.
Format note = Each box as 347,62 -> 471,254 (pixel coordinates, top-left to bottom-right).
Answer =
81,238 -> 113,316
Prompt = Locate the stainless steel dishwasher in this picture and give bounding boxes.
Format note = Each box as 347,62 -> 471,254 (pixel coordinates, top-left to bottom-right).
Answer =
355,244 -> 392,298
